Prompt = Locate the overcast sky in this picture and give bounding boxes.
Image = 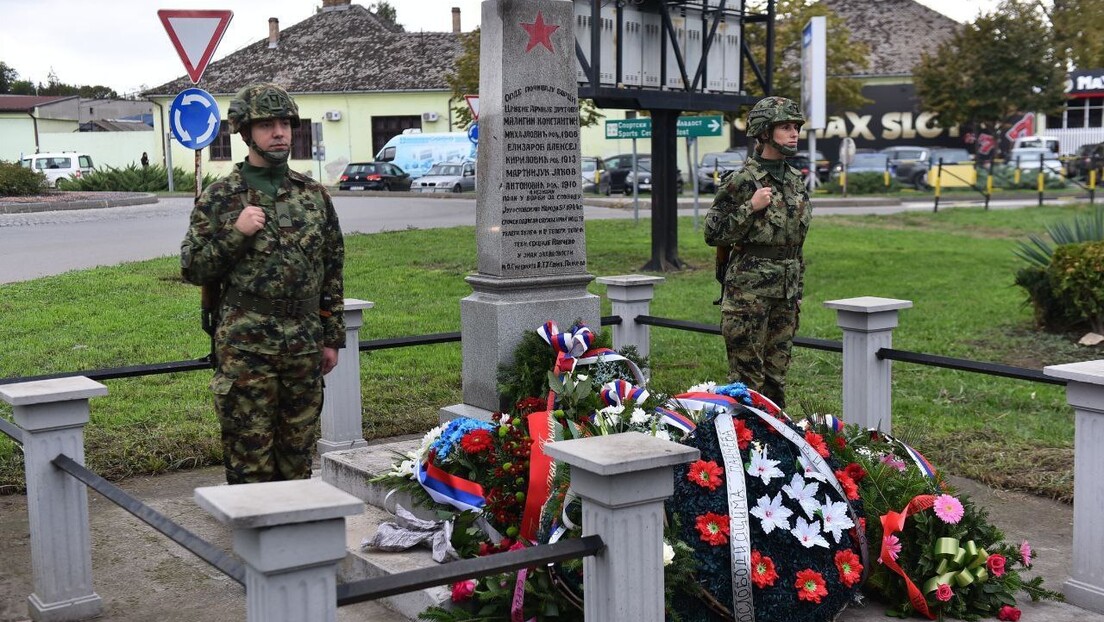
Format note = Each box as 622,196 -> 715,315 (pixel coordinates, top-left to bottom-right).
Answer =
0,0 -> 998,98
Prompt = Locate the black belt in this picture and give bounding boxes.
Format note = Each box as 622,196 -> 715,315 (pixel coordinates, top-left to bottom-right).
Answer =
224,288 -> 317,317
741,245 -> 800,260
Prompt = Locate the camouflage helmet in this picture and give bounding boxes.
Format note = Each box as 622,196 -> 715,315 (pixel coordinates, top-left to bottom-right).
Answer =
746,96 -> 805,137
226,83 -> 300,134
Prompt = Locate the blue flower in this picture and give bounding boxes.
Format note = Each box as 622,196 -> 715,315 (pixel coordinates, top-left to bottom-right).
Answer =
430,417 -> 496,461
715,381 -> 753,405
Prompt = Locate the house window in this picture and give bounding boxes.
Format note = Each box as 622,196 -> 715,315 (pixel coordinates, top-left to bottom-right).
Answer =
209,121 -> 233,161
372,116 -> 421,157
1046,97 -> 1104,129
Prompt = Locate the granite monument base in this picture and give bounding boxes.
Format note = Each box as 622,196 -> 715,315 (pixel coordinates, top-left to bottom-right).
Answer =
440,273 -> 599,422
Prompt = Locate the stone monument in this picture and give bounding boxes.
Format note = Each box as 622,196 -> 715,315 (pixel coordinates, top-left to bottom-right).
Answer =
442,0 -> 599,420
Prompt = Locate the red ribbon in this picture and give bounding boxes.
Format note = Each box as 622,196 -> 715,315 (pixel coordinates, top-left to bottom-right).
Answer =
879,494 -> 936,620
521,409 -> 554,542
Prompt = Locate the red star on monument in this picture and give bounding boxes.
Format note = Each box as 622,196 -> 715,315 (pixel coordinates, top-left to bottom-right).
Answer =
521,10 -> 559,53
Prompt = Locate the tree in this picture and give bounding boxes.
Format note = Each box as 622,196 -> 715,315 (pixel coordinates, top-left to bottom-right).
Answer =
0,61 -> 17,94
742,0 -> 872,115
912,0 -> 1066,136
368,1 -> 402,31
1049,0 -> 1104,70
446,28 -> 603,128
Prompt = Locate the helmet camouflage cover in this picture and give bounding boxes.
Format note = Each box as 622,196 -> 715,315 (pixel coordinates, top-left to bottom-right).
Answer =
746,96 -> 805,137
226,83 -> 301,134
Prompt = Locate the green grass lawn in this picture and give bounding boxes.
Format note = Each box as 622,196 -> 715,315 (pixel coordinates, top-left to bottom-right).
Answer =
1,203 -> 1100,500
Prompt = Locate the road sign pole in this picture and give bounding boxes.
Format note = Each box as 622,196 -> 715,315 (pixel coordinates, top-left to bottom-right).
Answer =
195,150 -> 202,200
632,139 -> 640,222
692,136 -> 700,229
165,132 -> 175,193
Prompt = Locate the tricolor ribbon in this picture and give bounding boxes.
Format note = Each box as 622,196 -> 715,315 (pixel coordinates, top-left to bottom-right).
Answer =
537,321 -> 593,375
599,379 -> 649,407
672,391 -> 741,414
414,451 -> 486,513
879,494 -> 937,620
656,406 -> 697,434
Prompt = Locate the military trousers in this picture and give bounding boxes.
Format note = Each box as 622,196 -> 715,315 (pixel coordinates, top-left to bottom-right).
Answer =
210,345 -> 324,484
720,290 -> 800,408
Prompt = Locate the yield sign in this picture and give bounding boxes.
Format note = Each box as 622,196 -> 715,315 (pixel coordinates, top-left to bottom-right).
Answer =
464,95 -> 479,121
158,9 -> 234,84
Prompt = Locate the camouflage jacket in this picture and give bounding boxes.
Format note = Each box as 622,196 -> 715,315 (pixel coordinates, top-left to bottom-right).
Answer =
180,162 -> 345,354
703,156 -> 811,300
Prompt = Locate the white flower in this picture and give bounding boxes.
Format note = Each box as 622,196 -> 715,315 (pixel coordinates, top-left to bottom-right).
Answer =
653,429 -> 671,442
746,447 -> 784,485
796,419 -> 810,430
416,425 -> 442,460
815,499 -> 855,543
750,493 -> 793,534
687,381 -> 718,393
662,542 -> 676,566
791,517 -> 830,548
391,459 -> 415,478
782,473 -> 821,518
797,455 -> 829,482
629,407 -> 649,425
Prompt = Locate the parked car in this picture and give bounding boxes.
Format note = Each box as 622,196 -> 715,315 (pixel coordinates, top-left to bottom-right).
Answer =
1066,142 -> 1104,181
797,149 -> 829,182
829,152 -> 890,182
624,159 -> 685,194
20,152 -> 95,188
604,153 -> 683,194
1008,147 -> 1064,177
411,160 -> 476,193
696,152 -> 745,193
581,156 -> 611,195
881,146 -> 972,190
337,162 -> 412,191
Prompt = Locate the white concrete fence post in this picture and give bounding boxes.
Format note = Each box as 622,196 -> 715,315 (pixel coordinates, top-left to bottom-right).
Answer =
544,432 -> 698,621
1043,360 -> 1104,614
318,299 -> 373,454
596,275 -> 665,359
194,480 -> 365,622
0,377 -> 107,622
824,297 -> 913,433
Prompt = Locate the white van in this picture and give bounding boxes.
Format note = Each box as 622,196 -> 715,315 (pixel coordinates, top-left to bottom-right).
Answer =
1012,135 -> 1060,155
374,131 -> 475,179
21,152 -> 95,188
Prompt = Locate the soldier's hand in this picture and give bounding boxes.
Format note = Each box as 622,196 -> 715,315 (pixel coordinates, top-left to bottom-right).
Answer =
321,347 -> 339,375
234,205 -> 266,236
750,186 -> 773,212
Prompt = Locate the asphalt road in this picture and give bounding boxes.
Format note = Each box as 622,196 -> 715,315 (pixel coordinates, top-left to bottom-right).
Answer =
0,193 -> 1080,284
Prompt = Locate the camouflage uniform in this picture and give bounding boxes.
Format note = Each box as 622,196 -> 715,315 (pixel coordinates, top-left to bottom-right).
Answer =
180,83 -> 345,484
704,97 -> 811,407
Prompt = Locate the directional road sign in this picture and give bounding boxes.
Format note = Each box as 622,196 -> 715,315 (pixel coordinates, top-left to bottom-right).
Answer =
468,122 -> 479,145
605,118 -> 652,139
169,88 -> 221,150
158,9 -> 234,84
677,115 -> 723,137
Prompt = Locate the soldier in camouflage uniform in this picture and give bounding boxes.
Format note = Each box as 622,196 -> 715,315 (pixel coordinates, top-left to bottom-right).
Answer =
704,96 -> 811,407
180,83 -> 345,484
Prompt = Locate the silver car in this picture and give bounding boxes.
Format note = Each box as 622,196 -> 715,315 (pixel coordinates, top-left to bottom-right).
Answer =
412,160 -> 477,193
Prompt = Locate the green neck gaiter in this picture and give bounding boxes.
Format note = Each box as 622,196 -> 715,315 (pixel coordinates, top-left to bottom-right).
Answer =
240,160 -> 289,200
754,154 -> 787,183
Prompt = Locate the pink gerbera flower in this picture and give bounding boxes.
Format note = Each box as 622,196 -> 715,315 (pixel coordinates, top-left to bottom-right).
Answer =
880,534 -> 902,563
933,494 -> 964,524
1020,540 -> 1033,567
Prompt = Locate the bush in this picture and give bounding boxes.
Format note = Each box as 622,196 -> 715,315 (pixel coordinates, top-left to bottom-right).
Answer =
58,163 -> 218,192
982,164 -> 1068,190
1048,241 -> 1104,334
0,159 -> 47,196
823,171 -> 900,195
1013,207 -> 1104,332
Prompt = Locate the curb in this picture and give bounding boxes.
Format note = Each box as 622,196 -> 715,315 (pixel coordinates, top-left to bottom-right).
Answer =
0,193 -> 159,215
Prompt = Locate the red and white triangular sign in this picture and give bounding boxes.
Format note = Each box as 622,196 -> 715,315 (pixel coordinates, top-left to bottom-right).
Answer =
158,9 -> 234,84
464,95 -> 480,121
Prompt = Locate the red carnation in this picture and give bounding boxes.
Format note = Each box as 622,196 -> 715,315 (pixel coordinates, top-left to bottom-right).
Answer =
735,419 -> 753,449
834,549 -> 863,587
751,550 -> 779,588
834,470 -> 860,500
460,428 -> 495,454
695,512 -> 730,546
688,460 -> 725,491
844,462 -> 868,483
516,397 -> 545,414
795,569 -> 828,603
998,605 -> 1022,621
805,431 -> 830,458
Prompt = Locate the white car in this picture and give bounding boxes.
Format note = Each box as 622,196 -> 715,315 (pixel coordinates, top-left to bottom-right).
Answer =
411,160 -> 477,193
20,152 -> 95,188
1008,147 -> 1064,177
